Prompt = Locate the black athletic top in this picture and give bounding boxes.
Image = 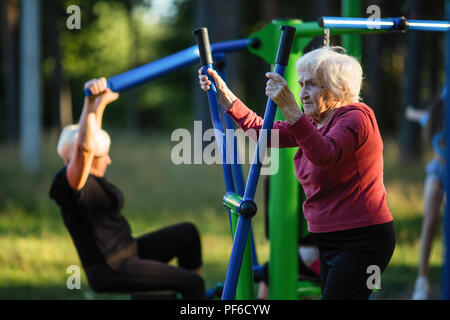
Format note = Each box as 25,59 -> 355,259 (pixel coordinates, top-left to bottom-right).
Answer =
49,167 -> 135,268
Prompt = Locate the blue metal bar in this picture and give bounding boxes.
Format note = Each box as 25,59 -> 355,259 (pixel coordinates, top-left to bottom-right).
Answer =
214,56 -> 243,236
221,25 -> 296,300
407,19 -> 450,32
215,54 -> 259,268
443,0 -> 450,300
222,62 -> 286,286
244,63 -> 286,202
211,39 -> 251,54
84,39 -> 250,96
320,16 -> 405,30
214,53 -> 239,238
224,112 -> 246,196
321,16 -> 449,32
202,63 -> 235,193
214,54 -> 246,195
221,63 -> 288,300
222,216 -> 252,300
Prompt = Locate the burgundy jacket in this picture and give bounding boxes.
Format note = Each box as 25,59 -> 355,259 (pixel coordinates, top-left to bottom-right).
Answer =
226,99 -> 393,233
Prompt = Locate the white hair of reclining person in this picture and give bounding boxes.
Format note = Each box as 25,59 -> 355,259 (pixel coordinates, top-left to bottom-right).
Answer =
57,124 -> 111,164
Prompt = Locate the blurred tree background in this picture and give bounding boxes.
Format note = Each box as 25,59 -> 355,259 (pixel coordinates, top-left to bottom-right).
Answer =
1,0 -> 447,150
0,0 -> 449,300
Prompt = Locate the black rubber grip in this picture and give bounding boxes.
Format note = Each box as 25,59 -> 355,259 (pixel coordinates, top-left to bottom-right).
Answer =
275,25 -> 296,66
193,27 -> 213,66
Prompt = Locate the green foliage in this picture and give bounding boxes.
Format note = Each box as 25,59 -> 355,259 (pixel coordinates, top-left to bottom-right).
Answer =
57,0 -> 195,130
62,1 -> 135,79
1,0 -> 448,300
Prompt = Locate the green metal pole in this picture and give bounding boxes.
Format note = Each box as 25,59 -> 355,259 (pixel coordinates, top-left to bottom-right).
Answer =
268,52 -> 301,300
265,19 -> 310,300
341,0 -> 362,59
229,208 -> 254,299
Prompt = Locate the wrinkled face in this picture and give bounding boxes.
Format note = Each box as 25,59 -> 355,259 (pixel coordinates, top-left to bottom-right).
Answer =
298,70 -> 327,122
90,151 -> 111,177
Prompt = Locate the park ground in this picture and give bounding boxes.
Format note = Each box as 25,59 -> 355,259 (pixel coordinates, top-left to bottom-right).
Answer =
0,130 -> 444,299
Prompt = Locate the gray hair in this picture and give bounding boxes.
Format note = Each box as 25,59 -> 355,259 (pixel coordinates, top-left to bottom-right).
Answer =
296,46 -> 363,104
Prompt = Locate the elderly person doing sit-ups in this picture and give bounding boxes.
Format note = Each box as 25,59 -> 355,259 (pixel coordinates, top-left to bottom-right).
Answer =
198,46 -> 396,300
50,78 -> 205,299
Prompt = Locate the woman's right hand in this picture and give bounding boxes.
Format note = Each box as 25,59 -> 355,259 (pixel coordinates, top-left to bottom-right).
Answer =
198,68 -> 237,110
84,77 -> 119,107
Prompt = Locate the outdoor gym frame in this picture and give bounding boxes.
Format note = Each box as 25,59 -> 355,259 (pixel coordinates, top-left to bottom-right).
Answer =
83,4 -> 450,300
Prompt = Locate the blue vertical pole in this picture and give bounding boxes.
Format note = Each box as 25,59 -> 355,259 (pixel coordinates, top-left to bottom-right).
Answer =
221,26 -> 296,300
215,58 -> 236,236
220,66 -> 287,301
194,28 -> 255,300
214,54 -> 259,267
192,31 -> 234,195
443,0 -> 450,301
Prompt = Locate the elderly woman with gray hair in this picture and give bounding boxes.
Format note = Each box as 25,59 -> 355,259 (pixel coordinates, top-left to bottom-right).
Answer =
50,78 -> 205,299
199,46 -> 396,300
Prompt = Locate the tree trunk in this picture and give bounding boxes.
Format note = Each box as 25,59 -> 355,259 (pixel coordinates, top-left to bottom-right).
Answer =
398,0 -> 423,162
365,35 -> 380,115
364,0 -> 381,117
193,0 -> 242,146
20,0 -> 42,172
60,80 -> 73,127
47,0 -> 62,130
1,0 -> 19,142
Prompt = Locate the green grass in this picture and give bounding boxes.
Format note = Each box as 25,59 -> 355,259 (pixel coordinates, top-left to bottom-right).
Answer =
377,141 -> 444,299
0,130 -> 444,299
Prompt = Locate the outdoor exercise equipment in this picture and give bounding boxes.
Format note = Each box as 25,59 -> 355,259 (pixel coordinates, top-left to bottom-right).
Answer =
80,0 -> 450,299
83,39 -> 255,96
319,16 -> 450,31
194,25 -> 296,300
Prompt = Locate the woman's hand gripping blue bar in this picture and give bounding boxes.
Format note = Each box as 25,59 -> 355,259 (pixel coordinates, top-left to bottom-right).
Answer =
193,27 -> 234,193
219,25 -> 296,300
83,38 -> 251,97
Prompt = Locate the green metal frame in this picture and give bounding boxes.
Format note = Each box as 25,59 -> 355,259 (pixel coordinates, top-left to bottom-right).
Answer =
245,0 -> 367,300
341,0 -> 362,58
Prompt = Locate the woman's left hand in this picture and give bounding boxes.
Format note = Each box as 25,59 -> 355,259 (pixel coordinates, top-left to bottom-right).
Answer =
265,72 -> 303,124
84,78 -> 119,107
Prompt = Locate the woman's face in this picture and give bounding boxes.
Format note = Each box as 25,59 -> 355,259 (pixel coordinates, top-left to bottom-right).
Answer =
90,152 -> 111,177
298,70 -> 327,121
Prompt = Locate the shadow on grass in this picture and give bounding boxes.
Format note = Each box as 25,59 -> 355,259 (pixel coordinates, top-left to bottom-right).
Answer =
393,214 -> 430,244
376,264 -> 442,300
0,260 -> 229,300
0,284 -> 129,300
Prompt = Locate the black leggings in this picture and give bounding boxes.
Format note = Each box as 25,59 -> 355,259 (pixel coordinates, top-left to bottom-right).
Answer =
85,222 -> 205,299
310,221 -> 396,300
